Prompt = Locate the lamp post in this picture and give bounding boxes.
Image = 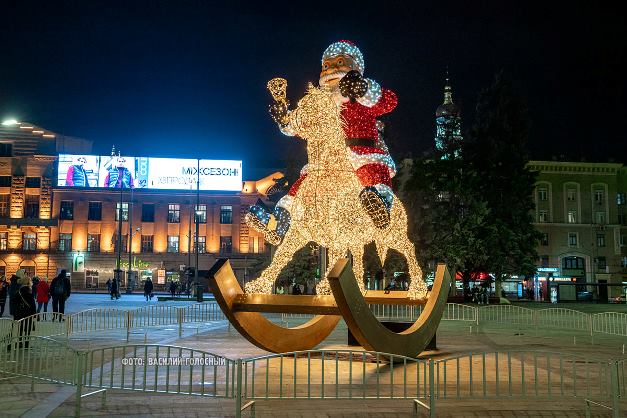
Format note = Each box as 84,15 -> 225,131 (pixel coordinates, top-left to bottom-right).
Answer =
195,159 -> 202,302
126,185 -> 134,294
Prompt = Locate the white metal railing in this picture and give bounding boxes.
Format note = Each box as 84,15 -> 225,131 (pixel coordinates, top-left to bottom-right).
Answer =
536,308 -> 592,333
592,312 -> 627,337
0,337 -> 623,418
0,318 -> 13,341
478,305 -> 535,326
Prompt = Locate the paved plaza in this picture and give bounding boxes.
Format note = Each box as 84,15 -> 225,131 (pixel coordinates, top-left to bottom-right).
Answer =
1,294 -> 625,417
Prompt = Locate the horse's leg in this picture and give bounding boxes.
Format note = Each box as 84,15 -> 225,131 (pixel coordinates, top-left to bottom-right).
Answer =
391,235 -> 427,299
350,245 -> 367,296
315,247 -> 346,295
244,230 -> 307,294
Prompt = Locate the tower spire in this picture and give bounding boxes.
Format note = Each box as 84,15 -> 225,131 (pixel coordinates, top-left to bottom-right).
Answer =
443,68 -> 453,105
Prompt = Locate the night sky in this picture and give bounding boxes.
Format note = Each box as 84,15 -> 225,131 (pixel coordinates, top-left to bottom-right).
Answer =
1,1 -> 625,180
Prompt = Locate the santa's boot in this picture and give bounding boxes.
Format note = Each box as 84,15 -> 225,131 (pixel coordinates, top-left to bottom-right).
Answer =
245,205 -> 291,245
359,185 -> 393,229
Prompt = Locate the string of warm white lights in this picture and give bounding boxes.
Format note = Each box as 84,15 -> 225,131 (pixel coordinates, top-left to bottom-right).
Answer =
244,83 -> 427,299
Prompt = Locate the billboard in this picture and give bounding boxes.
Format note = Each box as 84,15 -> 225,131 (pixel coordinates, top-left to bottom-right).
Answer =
57,154 -> 242,191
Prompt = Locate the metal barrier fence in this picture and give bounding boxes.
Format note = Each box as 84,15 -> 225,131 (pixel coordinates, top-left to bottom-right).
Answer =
592,312 -> 627,337
1,337 -> 622,418
536,308 -> 591,333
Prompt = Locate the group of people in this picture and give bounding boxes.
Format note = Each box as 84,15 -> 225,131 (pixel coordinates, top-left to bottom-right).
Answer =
168,280 -> 191,299
471,286 -> 490,305
0,269 -> 71,322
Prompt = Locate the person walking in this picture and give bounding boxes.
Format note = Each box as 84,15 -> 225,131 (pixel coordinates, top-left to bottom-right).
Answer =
7,271 -> 21,316
50,270 -> 71,321
36,277 -> 50,314
0,276 -> 8,317
143,278 -> 154,301
12,275 -> 36,349
169,280 -> 176,299
106,278 -> 112,294
110,277 -> 119,300
31,275 -> 40,302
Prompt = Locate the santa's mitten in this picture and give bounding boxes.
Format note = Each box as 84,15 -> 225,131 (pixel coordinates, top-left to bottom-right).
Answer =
268,100 -> 289,126
339,70 -> 368,101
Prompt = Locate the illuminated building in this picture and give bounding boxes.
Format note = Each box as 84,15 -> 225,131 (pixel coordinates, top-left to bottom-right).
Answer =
434,74 -> 462,158
1,121 -> 275,289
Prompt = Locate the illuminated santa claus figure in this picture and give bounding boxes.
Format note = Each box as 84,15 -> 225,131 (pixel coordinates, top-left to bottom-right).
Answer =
250,40 -> 398,244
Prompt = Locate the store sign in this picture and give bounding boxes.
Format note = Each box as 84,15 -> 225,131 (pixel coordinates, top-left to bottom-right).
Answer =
157,269 -> 166,285
537,267 -> 559,273
57,154 -> 242,191
120,256 -> 151,270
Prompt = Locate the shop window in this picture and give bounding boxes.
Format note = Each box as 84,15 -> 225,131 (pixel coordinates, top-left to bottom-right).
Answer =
60,201 -> 74,220
220,205 -> 233,224
88,202 -> 102,221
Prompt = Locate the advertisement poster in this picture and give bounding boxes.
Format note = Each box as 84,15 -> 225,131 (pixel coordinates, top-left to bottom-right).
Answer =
57,154 -> 242,191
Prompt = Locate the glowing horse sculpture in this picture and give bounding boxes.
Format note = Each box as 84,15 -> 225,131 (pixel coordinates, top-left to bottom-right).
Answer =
244,84 -> 428,299
209,82 -> 451,357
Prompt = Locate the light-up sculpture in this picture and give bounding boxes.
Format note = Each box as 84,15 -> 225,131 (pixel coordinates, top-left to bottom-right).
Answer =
245,83 -> 427,299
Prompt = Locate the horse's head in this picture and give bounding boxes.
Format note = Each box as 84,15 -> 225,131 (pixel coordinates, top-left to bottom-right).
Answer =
290,84 -> 344,143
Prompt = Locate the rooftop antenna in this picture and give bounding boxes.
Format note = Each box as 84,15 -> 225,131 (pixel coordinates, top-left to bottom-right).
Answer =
111,145 -> 116,156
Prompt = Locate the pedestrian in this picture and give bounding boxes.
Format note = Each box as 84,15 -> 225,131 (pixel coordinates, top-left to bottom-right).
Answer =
36,277 -> 50,314
106,278 -> 112,294
50,270 -> 71,321
11,274 -> 36,349
110,277 -> 119,300
0,276 -> 8,317
144,277 -> 154,301
31,275 -> 40,302
7,272 -> 20,316
169,280 -> 177,299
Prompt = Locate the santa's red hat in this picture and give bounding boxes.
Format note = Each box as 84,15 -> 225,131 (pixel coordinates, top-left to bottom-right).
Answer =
322,40 -> 364,74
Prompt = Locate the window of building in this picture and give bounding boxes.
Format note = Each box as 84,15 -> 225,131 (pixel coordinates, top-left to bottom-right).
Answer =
220,236 -> 232,253
540,233 -> 549,246
141,204 -> 155,222
249,236 -> 264,254
568,232 -> 578,246
25,177 -> 41,188
538,210 -> 548,223
24,195 -> 40,218
195,204 -> 207,224
595,211 -> 606,224
618,192 -> 626,205
0,232 -> 7,250
567,210 -> 576,224
88,202 -> 102,221
597,234 -> 605,247
60,201 -> 74,220
220,205 -> 233,224
621,235 -> 626,247
567,188 -> 576,202
0,176 -> 11,187
167,236 -> 179,253
115,203 -> 129,221
0,144 -> 12,157
563,256 -> 584,269
23,233 -> 36,250
59,233 -> 72,252
113,234 -> 128,252
141,235 -> 154,253
538,188 -> 547,201
87,234 -> 100,252
594,190 -> 604,205
22,266 -> 35,277
0,194 -> 9,217
167,204 -> 180,223
540,255 -> 549,268
597,256 -> 607,270
194,236 -> 206,253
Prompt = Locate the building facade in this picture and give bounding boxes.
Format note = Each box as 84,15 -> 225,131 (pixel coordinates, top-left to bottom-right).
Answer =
530,161 -> 627,299
1,121 -> 274,289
